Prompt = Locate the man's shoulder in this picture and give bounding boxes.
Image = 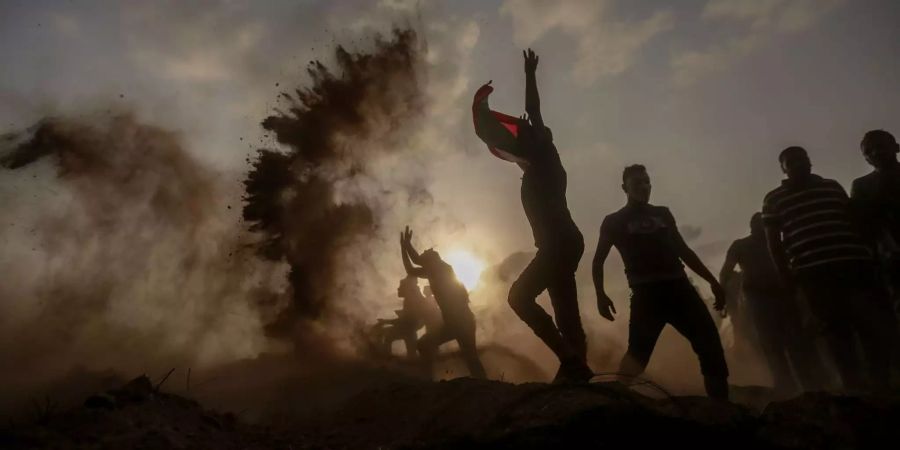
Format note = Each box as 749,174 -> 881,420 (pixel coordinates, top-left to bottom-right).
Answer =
732,236 -> 753,252
851,171 -> 878,194
603,206 -> 627,221
601,206 -> 631,234
763,184 -> 790,204
816,176 -> 843,188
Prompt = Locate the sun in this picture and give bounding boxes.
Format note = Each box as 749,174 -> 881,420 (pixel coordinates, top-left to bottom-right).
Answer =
444,249 -> 486,291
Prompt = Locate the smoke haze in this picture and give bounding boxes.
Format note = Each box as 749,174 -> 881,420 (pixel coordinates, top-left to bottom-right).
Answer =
1,0 -> 899,418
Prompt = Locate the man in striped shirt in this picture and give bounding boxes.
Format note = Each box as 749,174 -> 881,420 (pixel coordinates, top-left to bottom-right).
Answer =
762,146 -> 898,391
720,213 -> 825,394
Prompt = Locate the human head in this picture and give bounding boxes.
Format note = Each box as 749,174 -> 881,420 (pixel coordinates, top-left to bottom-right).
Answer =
622,164 -> 651,204
860,129 -> 898,170
750,212 -> 764,236
419,248 -> 443,269
397,276 -> 420,298
778,146 -> 812,180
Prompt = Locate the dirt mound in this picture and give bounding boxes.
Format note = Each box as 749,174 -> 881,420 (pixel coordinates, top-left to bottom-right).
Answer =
759,391 -> 900,449
3,376 -> 900,449
0,376 -> 292,450
312,378 -> 758,449
307,379 -> 900,449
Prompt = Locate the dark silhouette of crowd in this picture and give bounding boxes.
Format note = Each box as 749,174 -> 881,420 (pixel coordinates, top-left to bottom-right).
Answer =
374,47 -> 899,401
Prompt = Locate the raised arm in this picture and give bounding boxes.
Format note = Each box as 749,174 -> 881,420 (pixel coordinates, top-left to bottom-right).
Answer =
593,223 -> 617,321
400,228 -> 427,279
523,49 -> 544,130
669,210 -> 726,311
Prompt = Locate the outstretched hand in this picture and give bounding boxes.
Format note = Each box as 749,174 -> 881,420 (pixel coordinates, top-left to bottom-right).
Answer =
402,226 -> 414,246
596,292 -> 617,321
523,48 -> 538,73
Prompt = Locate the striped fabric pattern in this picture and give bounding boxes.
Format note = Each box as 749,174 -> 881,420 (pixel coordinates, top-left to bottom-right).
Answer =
762,175 -> 871,270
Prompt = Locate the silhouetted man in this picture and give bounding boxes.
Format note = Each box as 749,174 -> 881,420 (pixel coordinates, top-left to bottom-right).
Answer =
721,213 -> 823,393
719,271 -> 760,363
400,226 -> 487,379
509,49 -> 594,382
376,276 -> 443,359
763,146 -> 898,391
472,49 -> 590,383
593,165 -> 730,399
852,129 -> 900,309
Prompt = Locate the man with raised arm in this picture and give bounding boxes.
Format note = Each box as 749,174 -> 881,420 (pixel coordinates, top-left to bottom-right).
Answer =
400,226 -> 486,379
472,49 -> 591,383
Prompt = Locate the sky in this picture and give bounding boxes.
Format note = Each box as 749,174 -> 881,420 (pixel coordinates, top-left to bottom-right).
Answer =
1,0 -> 899,391
2,0 -> 899,256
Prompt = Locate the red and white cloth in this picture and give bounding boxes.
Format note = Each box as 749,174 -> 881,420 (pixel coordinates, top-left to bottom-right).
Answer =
472,82 -> 527,164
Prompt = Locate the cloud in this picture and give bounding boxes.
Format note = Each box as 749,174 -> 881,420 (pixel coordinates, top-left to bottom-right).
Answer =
500,0 -> 674,85
672,0 -> 845,86
378,0 -> 420,13
123,3 -> 267,83
701,0 -> 785,27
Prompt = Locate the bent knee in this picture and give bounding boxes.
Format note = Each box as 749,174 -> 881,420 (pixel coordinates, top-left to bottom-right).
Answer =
507,283 -> 534,311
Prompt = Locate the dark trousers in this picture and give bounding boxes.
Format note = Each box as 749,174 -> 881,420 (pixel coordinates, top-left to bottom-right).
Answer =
886,256 -> 900,310
620,278 -> 729,380
418,309 -> 486,379
508,232 -> 586,363
743,289 -> 825,392
383,322 -> 419,359
796,262 -> 899,390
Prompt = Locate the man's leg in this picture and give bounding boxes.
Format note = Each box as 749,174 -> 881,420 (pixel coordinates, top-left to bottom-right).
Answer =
547,238 -> 587,363
547,269 -> 593,382
800,273 -> 865,391
731,291 -> 763,362
452,316 -> 487,379
508,252 -> 571,361
548,274 -> 587,362
778,293 -> 828,391
849,281 -> 898,390
382,325 -> 400,356
885,255 -> 900,311
619,286 -> 667,378
668,281 -> 729,400
745,291 -> 797,394
417,326 -> 454,379
402,328 -> 419,360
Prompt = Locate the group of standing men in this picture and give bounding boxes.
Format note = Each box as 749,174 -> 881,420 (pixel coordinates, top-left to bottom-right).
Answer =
722,133 -> 900,393
380,48 -> 898,400
474,49 -> 729,397
472,48 -> 899,399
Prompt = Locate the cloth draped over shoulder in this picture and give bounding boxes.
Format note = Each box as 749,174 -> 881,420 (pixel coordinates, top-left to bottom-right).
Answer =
471,82 -> 528,164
